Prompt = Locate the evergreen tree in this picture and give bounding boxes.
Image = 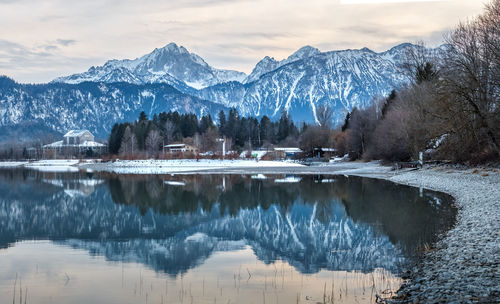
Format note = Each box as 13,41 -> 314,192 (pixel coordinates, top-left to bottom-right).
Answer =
226,108 -> 240,140
259,115 -> 273,144
381,90 -> 397,118
109,123 -> 127,154
277,111 -> 290,142
199,114 -> 213,134
218,110 -> 226,137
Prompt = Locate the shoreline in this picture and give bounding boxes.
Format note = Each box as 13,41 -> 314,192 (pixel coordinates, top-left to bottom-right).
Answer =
77,159 -> 500,302
0,159 -> 498,301
384,166 -> 500,303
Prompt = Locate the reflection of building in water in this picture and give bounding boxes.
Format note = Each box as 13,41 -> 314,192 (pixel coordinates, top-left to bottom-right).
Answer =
43,178 -> 104,197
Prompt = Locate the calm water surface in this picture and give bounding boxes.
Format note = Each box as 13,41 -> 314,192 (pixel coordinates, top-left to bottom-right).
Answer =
0,169 -> 456,304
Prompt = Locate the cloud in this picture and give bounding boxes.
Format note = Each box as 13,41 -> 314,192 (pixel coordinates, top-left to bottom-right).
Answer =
56,39 -> 76,46
0,0 -> 485,82
0,39 -> 100,83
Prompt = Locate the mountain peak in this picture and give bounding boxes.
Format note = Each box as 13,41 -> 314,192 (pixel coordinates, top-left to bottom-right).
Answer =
384,42 -> 417,54
52,42 -> 245,89
287,45 -> 321,62
157,42 -> 189,54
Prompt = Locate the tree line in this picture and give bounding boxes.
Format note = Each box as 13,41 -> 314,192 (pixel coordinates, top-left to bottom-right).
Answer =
108,0 -> 499,164
107,109 -> 314,156
335,0 -> 499,163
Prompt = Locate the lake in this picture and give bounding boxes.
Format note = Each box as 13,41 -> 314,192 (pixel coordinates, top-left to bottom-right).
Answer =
0,169 -> 456,304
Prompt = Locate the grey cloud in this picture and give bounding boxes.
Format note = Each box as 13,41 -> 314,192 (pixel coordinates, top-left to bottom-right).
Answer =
0,39 -> 100,83
56,39 -> 76,46
44,45 -> 59,51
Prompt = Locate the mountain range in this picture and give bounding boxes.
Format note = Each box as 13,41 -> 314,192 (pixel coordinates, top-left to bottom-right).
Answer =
0,42 -> 445,141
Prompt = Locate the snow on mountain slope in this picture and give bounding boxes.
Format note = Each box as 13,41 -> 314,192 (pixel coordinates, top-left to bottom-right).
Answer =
53,43 -> 247,90
0,43 -> 446,138
200,48 -> 405,124
200,43 -> 445,124
243,45 -> 320,84
0,77 -> 228,139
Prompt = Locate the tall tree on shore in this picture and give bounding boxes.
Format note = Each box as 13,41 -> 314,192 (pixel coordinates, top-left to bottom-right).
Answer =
145,129 -> 162,155
441,0 -> 500,157
218,110 -> 226,137
108,123 -> 126,154
119,126 -> 137,155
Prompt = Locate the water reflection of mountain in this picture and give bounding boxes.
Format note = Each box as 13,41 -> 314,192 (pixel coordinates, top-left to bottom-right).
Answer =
0,170 -> 456,276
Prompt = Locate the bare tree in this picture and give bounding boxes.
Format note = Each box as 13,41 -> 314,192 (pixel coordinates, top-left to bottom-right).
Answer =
119,126 -> 137,155
441,0 -> 500,157
399,41 -> 440,84
145,129 -> 162,155
163,120 -> 176,145
201,128 -> 218,152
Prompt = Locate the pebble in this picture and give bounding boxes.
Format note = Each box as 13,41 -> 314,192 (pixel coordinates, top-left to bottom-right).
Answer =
387,167 -> 500,303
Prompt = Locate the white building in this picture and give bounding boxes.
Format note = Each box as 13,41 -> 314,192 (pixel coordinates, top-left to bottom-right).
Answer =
164,143 -> 199,154
43,130 -> 107,155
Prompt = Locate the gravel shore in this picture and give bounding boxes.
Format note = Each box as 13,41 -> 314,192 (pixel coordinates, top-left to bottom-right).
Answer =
382,166 -> 500,303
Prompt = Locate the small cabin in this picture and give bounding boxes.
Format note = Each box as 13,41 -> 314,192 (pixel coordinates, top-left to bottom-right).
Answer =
274,147 -> 303,159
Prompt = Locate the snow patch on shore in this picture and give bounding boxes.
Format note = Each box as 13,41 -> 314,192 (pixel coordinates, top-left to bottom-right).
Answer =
89,159 -> 304,174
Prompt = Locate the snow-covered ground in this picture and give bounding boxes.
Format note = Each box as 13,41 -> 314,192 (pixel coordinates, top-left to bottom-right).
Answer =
0,159 -> 81,172
83,159 -> 305,174
24,159 -> 81,172
0,161 -> 28,167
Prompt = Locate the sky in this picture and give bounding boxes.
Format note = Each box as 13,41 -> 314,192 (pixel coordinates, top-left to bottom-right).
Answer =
0,0 -> 486,83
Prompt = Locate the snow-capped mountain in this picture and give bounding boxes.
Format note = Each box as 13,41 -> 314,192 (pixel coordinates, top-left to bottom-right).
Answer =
53,42 -> 246,90
0,76 -> 227,138
243,45 -> 321,84
0,42 -> 446,139
198,43 -> 445,124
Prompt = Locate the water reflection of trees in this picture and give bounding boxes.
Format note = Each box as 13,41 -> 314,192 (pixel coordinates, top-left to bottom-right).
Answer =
330,176 -> 456,253
0,169 -> 457,258
106,174 -> 456,254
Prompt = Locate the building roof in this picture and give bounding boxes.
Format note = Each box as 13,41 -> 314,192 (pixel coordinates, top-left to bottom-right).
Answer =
165,143 -> 186,148
64,130 -> 90,137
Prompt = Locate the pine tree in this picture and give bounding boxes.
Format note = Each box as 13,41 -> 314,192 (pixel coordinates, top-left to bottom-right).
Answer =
218,111 -> 226,137
277,111 -> 290,142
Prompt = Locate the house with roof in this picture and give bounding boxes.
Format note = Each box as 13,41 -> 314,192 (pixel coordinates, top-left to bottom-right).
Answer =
164,143 -> 199,154
43,130 -> 107,156
274,147 -> 303,159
